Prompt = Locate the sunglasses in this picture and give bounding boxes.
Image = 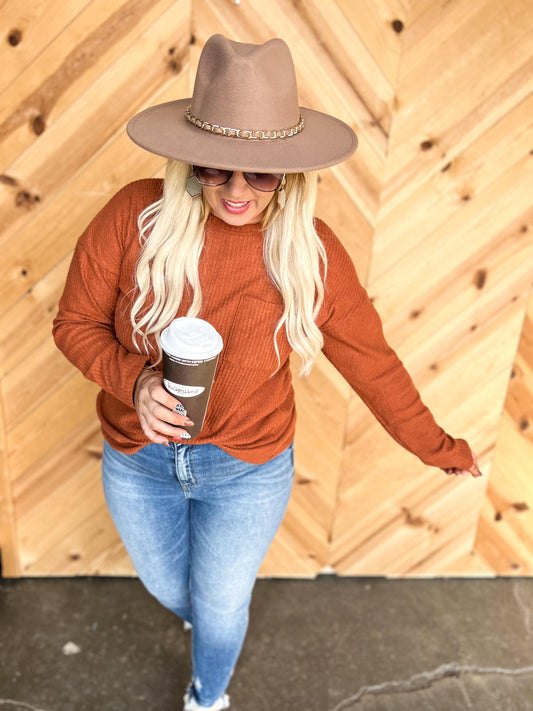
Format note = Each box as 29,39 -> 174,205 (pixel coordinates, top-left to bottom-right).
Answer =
193,166 -> 285,193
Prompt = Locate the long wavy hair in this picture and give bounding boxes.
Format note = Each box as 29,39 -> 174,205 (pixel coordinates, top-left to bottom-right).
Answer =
131,159 -> 326,375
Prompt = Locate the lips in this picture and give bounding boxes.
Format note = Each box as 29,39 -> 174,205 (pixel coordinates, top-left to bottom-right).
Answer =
222,199 -> 251,214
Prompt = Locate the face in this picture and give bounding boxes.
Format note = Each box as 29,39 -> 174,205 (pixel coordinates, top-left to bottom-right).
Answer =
201,171 -> 275,226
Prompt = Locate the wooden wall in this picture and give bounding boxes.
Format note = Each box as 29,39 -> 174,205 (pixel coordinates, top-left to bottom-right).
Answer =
1,0 -> 532,578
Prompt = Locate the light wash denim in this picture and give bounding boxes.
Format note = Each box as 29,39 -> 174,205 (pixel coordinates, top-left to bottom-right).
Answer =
102,439 -> 294,707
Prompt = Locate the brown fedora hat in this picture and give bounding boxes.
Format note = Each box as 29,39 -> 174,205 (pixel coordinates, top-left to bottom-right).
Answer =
127,34 -> 357,173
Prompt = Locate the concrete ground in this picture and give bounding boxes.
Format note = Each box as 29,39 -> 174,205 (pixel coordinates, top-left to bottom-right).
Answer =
1,576 -> 532,711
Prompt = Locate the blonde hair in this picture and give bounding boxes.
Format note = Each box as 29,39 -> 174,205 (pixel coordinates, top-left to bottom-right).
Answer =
131,160 -> 326,375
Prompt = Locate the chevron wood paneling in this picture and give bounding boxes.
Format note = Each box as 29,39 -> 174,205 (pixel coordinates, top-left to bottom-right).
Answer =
0,0 -> 532,578
329,0 -> 533,576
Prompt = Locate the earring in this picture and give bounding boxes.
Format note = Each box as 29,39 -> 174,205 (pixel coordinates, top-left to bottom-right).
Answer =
186,174 -> 202,198
277,186 -> 286,210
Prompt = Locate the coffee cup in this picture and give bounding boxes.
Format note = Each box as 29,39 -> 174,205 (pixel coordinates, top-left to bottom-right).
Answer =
160,317 -> 223,439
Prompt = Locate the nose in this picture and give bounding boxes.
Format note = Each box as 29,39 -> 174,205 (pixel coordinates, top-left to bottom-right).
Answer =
225,171 -> 250,195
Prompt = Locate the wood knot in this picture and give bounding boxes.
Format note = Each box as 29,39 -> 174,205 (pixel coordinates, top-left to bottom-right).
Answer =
519,418 -> 529,431
420,139 -> 434,151
512,501 -> 529,512
409,308 -> 423,319
8,29 -> 22,46
401,507 -> 425,527
169,59 -> 182,72
32,115 -> 46,135
16,190 -> 40,208
0,174 -> 18,186
474,269 -> 487,289
391,19 -> 404,33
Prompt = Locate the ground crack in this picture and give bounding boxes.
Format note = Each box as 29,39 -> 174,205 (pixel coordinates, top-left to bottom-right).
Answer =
0,701 -> 48,711
329,662 -> 533,710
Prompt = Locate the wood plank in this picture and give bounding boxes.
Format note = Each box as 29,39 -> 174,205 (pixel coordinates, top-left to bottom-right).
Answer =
0,0 -> 191,243
0,375 -> 20,575
285,0 -> 396,135
0,259 -> 69,380
476,291 -> 533,575
0,0 -> 91,93
0,0 -> 182,170
370,155 -> 533,327
0,93 -> 178,316
315,170 -> 374,282
2,337 -> 74,429
373,92 -> 533,278
330,300 -> 526,575
7,372 -> 100,482
386,0 -> 533,182
335,0 -> 406,86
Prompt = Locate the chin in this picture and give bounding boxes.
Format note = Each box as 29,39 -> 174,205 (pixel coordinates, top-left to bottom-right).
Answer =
215,207 -> 263,226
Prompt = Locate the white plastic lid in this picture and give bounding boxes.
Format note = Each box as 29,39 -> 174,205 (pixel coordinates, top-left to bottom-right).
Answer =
160,317 -> 223,360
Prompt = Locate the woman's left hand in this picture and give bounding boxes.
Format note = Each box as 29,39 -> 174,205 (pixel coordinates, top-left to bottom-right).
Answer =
444,452 -> 483,478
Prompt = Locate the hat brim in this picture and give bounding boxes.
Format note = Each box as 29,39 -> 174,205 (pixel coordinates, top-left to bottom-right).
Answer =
127,99 -> 357,172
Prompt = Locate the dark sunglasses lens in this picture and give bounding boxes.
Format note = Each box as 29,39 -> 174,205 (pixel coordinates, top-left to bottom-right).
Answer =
244,172 -> 283,192
193,166 -> 232,186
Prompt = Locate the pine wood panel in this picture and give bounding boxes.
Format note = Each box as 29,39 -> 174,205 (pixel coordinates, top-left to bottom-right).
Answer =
329,0 -> 533,576
475,291 -> 533,574
1,0 -> 193,576
0,0 -> 532,579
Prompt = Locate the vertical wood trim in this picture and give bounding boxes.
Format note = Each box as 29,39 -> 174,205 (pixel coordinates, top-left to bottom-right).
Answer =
0,380 -> 21,576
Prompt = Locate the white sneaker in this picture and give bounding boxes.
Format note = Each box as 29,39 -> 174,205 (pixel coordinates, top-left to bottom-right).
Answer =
183,689 -> 230,710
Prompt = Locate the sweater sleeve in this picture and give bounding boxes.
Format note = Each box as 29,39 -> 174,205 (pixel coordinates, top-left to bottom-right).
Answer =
317,221 -> 474,471
53,184 -> 149,407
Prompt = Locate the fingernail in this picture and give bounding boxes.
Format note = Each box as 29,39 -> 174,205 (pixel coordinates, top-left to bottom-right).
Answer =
174,404 -> 187,416
184,418 -> 194,426
172,432 -> 192,441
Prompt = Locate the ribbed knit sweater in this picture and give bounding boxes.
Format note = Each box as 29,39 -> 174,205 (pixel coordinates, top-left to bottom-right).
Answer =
53,179 -> 473,470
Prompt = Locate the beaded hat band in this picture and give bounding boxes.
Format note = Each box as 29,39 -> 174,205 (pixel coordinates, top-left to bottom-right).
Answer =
185,105 -> 304,141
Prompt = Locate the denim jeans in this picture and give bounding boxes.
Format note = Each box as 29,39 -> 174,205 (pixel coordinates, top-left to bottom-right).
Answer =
102,440 -> 294,707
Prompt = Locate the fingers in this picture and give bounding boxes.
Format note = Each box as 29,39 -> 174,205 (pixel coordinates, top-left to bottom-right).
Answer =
142,400 -> 194,441
468,463 -> 483,478
140,410 -> 194,445
444,464 -> 483,478
134,372 -> 194,445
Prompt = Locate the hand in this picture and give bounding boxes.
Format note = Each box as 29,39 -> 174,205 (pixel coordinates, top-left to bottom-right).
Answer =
133,369 -> 194,445
444,452 -> 483,478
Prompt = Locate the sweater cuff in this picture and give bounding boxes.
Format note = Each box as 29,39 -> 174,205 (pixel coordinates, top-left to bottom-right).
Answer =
113,354 -> 153,408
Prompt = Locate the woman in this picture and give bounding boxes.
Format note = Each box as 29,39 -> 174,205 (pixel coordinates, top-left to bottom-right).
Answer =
53,34 -> 482,711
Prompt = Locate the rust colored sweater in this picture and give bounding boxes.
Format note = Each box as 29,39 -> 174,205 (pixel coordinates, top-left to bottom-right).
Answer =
53,179 -> 473,470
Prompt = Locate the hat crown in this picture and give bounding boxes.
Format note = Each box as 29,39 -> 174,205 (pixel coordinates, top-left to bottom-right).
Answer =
190,35 -> 300,131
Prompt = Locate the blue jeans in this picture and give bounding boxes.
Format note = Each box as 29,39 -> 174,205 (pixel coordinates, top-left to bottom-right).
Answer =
102,440 -> 294,707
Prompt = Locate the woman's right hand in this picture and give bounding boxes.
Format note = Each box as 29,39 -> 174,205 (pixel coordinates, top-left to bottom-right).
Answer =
133,369 -> 194,445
